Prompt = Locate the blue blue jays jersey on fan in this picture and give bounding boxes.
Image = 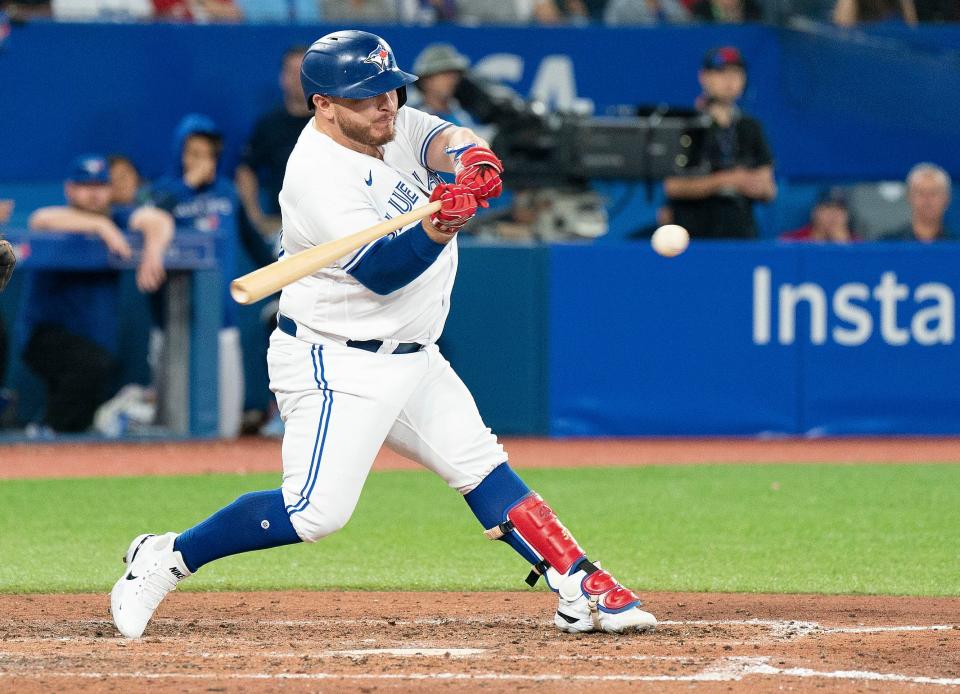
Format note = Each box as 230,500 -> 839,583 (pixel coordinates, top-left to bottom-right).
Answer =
150,114 -> 239,327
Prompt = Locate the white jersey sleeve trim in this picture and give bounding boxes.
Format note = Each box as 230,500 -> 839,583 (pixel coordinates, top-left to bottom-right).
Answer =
419,122 -> 452,169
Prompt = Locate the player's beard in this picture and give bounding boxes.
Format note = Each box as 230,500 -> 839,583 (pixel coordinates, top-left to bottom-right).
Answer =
340,114 -> 396,147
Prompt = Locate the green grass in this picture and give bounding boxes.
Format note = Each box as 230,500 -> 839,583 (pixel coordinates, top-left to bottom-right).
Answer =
1,464 -> 958,596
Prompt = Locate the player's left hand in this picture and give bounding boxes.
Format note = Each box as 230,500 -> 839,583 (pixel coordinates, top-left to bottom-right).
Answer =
454,147 -> 503,207
428,183 -> 479,235
0,239 -> 15,292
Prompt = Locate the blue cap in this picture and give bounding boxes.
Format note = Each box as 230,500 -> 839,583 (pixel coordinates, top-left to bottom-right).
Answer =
702,46 -> 746,71
67,154 -> 110,184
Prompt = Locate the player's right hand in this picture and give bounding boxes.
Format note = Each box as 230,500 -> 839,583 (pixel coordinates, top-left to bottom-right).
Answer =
454,146 -> 503,207
428,183 -> 479,235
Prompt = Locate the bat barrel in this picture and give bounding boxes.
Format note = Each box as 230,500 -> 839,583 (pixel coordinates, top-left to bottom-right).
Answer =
230,279 -> 258,305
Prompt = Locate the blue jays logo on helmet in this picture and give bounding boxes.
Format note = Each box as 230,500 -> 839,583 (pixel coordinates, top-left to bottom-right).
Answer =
362,44 -> 393,73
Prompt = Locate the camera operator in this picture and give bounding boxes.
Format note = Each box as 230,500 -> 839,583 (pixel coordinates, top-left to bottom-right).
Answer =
664,46 -> 776,239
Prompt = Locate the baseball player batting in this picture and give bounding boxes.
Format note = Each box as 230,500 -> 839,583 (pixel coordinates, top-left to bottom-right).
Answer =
111,30 -> 656,638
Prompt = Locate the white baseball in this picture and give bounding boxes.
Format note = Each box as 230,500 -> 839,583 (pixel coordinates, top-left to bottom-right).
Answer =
651,224 -> 689,257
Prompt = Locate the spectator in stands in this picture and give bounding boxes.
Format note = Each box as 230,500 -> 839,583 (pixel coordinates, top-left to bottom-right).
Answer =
23,154 -> 173,433
149,114 -> 244,438
455,0 -> 579,23
0,224 -> 13,421
582,0 -> 611,19
780,188 -> 858,243
1,1 -> 51,20
691,0 -> 762,21
108,154 -> 148,218
108,155 -> 141,205
914,0 -> 959,21
664,46 -> 776,239
0,207 -> 12,424
543,0 -> 591,23
235,45 -> 309,253
50,0 -> 151,20
400,0 -> 459,22
232,0 -> 318,21
321,0 -> 399,21
605,0 -> 691,24
152,0 -> 242,21
776,0 -> 836,23
832,0 -> 918,26
882,163 -> 954,242
408,43 -> 476,127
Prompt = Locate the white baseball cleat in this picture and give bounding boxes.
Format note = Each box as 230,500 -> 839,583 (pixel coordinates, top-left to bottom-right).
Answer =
548,563 -> 657,634
110,532 -> 191,638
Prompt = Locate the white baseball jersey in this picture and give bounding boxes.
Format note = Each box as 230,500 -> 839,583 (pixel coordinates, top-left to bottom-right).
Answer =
278,107 -> 454,344
269,107 -> 506,542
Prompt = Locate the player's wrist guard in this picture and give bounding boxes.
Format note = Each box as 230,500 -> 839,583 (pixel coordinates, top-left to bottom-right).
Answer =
454,146 -> 504,207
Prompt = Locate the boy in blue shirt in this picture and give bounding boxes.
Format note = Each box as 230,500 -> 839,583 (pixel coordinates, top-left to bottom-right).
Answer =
150,115 -> 244,438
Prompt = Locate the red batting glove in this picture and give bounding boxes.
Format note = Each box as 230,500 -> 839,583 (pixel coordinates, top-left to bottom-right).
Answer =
454,146 -> 503,207
429,183 -> 479,235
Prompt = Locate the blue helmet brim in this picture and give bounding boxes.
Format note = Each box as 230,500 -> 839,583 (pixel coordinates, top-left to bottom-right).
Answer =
304,68 -> 418,109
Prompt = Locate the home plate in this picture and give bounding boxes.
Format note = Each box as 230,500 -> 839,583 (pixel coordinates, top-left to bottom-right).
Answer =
325,648 -> 486,658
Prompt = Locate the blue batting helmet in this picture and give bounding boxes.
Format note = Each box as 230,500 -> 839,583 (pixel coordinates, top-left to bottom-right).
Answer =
300,30 -> 418,110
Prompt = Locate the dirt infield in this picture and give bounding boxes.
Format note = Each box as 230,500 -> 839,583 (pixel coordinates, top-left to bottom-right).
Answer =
2,436 -> 959,480
1,591 -> 958,692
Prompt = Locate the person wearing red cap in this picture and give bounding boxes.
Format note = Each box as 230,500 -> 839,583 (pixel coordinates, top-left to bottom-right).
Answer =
691,0 -> 762,22
664,46 -> 776,239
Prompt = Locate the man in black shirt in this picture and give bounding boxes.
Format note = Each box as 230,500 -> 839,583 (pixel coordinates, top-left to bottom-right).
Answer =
664,46 -> 776,239
235,45 -> 310,257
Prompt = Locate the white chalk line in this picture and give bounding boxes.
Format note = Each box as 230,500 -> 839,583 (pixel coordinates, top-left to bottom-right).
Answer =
241,617 -> 960,635
1,657 -> 960,686
658,619 -> 957,637
3,617 -> 952,643
0,649 -> 698,662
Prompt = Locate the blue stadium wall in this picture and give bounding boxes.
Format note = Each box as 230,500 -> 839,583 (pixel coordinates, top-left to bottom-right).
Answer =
1,22 -> 959,436
2,22 -> 959,184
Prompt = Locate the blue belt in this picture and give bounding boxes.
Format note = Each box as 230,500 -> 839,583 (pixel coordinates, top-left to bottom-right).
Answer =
277,313 -> 423,355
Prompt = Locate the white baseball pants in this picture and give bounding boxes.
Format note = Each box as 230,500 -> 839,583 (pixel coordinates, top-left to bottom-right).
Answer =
267,329 -> 507,543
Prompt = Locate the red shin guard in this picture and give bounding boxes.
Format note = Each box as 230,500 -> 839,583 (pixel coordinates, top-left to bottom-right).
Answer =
505,493 -> 585,577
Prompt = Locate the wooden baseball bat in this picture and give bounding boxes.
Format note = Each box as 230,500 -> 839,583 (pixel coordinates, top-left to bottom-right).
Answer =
230,200 -> 441,305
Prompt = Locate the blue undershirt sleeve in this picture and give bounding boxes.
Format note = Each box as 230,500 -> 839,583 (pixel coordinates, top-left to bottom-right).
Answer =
347,223 -> 446,295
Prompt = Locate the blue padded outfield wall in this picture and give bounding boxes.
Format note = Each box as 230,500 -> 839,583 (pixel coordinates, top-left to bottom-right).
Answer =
1,240 -> 958,436
1,22 -> 959,182
447,242 -> 960,437
546,243 -> 960,436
